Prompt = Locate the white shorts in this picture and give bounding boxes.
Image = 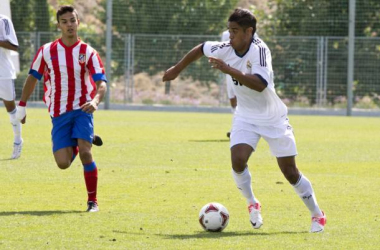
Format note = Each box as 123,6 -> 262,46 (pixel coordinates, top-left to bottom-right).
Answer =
230,117 -> 298,157
0,79 -> 16,101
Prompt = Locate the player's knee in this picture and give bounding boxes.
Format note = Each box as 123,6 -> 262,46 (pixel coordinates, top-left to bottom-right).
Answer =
79,150 -> 92,163
283,168 -> 299,184
231,155 -> 248,172
9,116 -> 18,126
56,160 -> 71,169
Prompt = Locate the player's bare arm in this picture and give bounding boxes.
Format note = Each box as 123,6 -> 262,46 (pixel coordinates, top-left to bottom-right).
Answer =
162,44 -> 204,82
16,75 -> 39,124
0,40 -> 18,51
81,80 -> 107,113
209,57 -> 266,92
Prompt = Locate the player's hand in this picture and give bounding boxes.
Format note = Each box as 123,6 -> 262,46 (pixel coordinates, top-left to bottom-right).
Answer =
81,100 -> 98,114
209,57 -> 229,74
16,106 -> 27,124
162,66 -> 180,82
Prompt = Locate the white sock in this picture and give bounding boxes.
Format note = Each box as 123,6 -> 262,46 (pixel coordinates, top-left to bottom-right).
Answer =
232,167 -> 258,205
9,108 -> 22,144
293,174 -> 322,217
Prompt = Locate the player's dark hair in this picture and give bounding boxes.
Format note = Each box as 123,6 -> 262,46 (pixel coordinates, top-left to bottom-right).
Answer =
56,5 -> 78,23
228,8 -> 257,34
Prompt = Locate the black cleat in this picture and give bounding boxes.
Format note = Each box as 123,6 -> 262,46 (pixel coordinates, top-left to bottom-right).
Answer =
227,132 -> 231,138
86,201 -> 99,212
92,135 -> 103,146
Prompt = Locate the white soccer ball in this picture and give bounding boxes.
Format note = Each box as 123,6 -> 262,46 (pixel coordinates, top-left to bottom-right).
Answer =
199,202 -> 229,232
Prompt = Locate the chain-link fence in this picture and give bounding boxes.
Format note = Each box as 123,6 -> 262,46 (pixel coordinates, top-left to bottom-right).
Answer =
7,0 -> 380,111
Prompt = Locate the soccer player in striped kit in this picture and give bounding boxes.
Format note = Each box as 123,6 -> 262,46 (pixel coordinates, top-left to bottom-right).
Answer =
163,8 -> 326,232
16,5 -> 107,212
0,14 -> 23,159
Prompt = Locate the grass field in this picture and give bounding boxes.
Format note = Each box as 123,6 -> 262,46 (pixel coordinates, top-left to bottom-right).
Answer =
0,108 -> 379,249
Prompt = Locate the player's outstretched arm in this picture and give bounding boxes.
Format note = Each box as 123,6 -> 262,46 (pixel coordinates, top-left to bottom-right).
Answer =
162,43 -> 204,82
16,75 -> 39,124
81,80 -> 107,113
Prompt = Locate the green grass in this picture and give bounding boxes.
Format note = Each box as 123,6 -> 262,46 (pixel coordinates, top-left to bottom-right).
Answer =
0,108 -> 379,249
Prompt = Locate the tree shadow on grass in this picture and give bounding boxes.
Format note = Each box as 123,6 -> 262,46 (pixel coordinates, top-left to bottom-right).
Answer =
189,140 -> 229,143
113,230 -> 308,239
0,210 -> 84,216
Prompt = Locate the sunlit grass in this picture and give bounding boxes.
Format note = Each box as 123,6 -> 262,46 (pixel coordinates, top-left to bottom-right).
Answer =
0,108 -> 379,249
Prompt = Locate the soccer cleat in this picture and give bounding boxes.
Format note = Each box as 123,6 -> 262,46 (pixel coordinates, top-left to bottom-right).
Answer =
248,202 -> 263,229
11,139 -> 23,159
92,135 -> 103,146
310,211 -> 326,233
86,201 -> 99,212
227,132 -> 231,138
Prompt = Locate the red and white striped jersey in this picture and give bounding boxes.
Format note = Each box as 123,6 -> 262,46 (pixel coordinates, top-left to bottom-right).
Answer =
29,38 -> 107,117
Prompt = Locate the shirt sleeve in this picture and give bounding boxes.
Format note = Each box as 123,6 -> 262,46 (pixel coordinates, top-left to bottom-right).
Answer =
29,46 -> 46,80
202,41 -> 229,59
87,50 -> 107,82
1,17 -> 18,46
249,46 -> 271,87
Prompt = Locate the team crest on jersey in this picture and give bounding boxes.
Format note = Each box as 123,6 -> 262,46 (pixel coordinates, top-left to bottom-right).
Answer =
247,60 -> 252,69
79,54 -> 86,64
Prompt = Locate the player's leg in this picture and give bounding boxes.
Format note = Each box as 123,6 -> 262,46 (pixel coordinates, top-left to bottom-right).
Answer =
231,144 -> 256,202
77,139 -> 98,212
54,147 -> 75,169
0,79 -> 23,159
277,156 -> 326,232
73,110 -> 99,212
4,100 -> 23,159
51,111 -> 78,169
230,118 -> 262,228
264,119 -> 325,232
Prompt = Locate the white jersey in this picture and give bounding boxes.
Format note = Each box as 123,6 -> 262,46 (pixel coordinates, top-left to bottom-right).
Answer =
203,34 -> 288,126
0,15 -> 18,80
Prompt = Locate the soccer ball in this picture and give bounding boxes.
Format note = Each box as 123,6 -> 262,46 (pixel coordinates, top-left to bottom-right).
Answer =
199,202 -> 229,232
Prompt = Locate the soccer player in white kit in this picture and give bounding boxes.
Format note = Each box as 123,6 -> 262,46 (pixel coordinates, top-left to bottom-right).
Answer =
0,14 -> 23,159
163,8 -> 326,233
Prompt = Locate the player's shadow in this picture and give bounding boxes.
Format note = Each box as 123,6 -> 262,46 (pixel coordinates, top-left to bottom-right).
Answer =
113,230 -> 308,239
189,139 -> 229,143
0,210 -> 84,216
156,230 -> 308,239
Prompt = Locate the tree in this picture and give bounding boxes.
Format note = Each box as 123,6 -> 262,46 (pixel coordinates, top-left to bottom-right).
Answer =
259,0 -> 380,105
10,0 -> 34,32
99,0 -> 239,84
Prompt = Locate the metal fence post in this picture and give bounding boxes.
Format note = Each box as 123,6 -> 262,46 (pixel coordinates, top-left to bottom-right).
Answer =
322,36 -> 328,106
316,36 -> 322,106
347,0 -> 356,116
165,81 -> 171,94
105,0 -> 113,109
